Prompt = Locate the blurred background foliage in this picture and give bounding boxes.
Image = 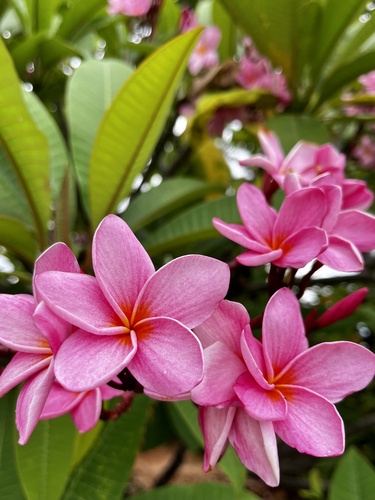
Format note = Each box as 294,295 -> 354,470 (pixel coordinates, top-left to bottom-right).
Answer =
0,0 -> 375,498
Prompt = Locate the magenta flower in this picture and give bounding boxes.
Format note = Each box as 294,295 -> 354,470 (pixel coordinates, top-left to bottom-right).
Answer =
192,290 -> 375,486
316,288 -> 368,328
188,26 -> 221,75
213,183 -> 328,268
36,215 -> 230,397
0,243 -> 81,443
107,0 -> 153,17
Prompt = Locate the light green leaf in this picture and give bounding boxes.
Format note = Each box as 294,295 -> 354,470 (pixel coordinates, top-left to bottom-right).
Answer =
265,114 -> 331,153
124,178 -> 224,231
15,416 -> 77,500
144,195 -> 240,257
0,391 -> 25,500
70,421 -> 104,469
167,400 -> 204,449
62,395 -> 153,500
89,28 -> 203,229
24,0 -> 62,32
212,0 -> 236,61
157,0 -> 181,37
219,446 -> 247,495
328,446 -> 375,500
10,31 -> 47,76
0,38 -> 51,249
0,216 -> 37,264
57,0 -> 106,41
130,483 -> 259,500
66,59 -> 133,214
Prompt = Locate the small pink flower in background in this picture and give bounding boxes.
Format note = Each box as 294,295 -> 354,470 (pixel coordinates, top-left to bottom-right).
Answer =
36,215 -> 229,399
213,183 -> 328,268
316,287 -> 368,329
0,243 -> 81,444
359,70 -> 375,94
192,289 -> 375,486
107,0 -> 153,17
341,179 -> 374,210
352,135 -> 375,169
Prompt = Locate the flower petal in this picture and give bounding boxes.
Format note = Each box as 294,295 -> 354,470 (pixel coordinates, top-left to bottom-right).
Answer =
194,299 -> 249,355
134,255 -> 229,329
54,329 -> 137,391
129,317 -> 203,396
0,352 -> 52,396
333,210 -> 375,252
234,372 -> 287,421
262,288 -> 308,379
273,386 -> 344,456
237,249 -> 283,267
274,227 -> 328,268
16,362 -> 56,444
318,236 -> 363,272
212,219 -> 270,253
33,301 -> 71,355
41,382 -> 84,418
240,327 -> 270,389
279,341 -> 375,403
198,405 -> 236,471
191,341 -> 246,406
229,408 -> 280,487
92,215 -> 154,317
70,389 -> 102,433
0,294 -> 50,353
36,272 -> 126,334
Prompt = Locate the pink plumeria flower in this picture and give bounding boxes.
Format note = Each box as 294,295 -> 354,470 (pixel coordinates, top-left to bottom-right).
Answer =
36,215 -> 230,398
213,183 -> 328,268
188,26 -> 221,75
352,135 -> 375,169
107,0 -> 153,17
0,243 -> 81,444
242,128 -> 345,190
40,381 -> 123,433
316,287 -> 368,329
359,70 -> 375,94
192,290 -> 375,485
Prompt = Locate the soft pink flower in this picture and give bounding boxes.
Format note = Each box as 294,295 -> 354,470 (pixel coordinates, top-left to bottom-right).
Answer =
107,0 -> 153,16
188,26 -> 221,75
40,381 -> 123,433
213,183 -> 328,268
359,70 -> 375,94
180,6 -> 199,32
36,215 -> 230,398
192,290 -> 375,485
0,243 -> 80,443
352,135 -> 375,169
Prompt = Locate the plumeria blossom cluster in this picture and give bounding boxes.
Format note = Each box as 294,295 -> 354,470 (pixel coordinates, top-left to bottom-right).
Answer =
1,135 -> 375,486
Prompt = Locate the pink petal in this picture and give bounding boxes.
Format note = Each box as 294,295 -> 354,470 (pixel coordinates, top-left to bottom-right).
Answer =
319,185 -> 342,231
0,352 -> 52,396
240,155 -> 279,177
16,362 -> 56,444
317,288 -> 368,328
71,389 -> 102,432
33,242 -> 81,301
33,301 -> 71,355
212,219 -> 270,253
279,341 -> 375,403
273,386 -> 344,456
134,255 -> 229,329
193,299 -> 249,355
237,183 -> 277,243
262,288 -> 308,378
333,210 -> 375,252
54,329 -> 137,392
258,128 -> 284,168
36,272 -> 126,334
198,406 -> 236,471
229,408 -> 280,487
236,249 -> 283,266
234,372 -> 287,421
191,341 -> 246,406
274,227 -> 328,268
92,215 -> 154,318
240,327 -> 270,389
342,179 -> 374,210
282,141 -> 318,176
275,187 -> 326,236
41,382 -> 84,418
318,236 -> 363,272
128,317 -> 203,397
0,294 -> 50,353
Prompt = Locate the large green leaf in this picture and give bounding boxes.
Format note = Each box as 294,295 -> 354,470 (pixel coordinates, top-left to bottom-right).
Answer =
219,446 -> 247,495
167,400 -> 204,449
0,391 -> 25,500
66,59 -> 133,214
57,0 -> 106,40
62,395 -> 152,500
212,0 -> 236,62
0,217 -> 37,264
24,0 -> 62,32
124,178 -> 224,232
89,28 -> 203,229
144,195 -> 240,257
130,483 -> 259,500
0,38 -> 51,249
328,447 -> 375,500
15,416 -> 77,500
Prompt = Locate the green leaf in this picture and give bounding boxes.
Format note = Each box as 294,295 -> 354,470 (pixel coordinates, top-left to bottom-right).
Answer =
15,416 -> 77,500
0,38 -> 51,249
144,195 -> 240,257
328,446 -> 375,500
89,28 -> 203,229
130,483 -> 259,500
0,216 -> 37,264
265,114 -> 331,153
66,59 -> 133,214
212,0 -> 236,61
57,0 -> 107,40
124,178 -> 224,232
0,391 -> 25,500
167,400 -> 204,449
24,0 -> 62,32
10,31 -> 47,76
219,446 -> 247,495
62,395 -> 152,500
